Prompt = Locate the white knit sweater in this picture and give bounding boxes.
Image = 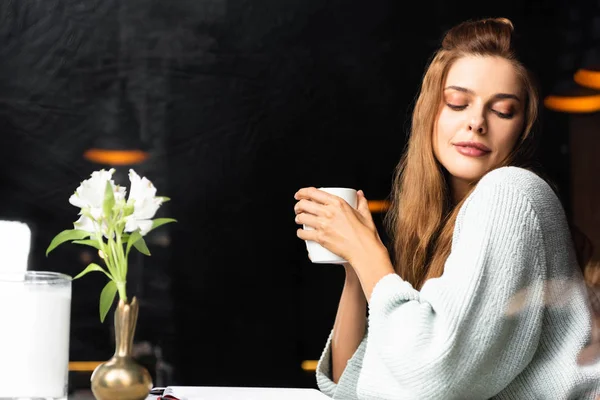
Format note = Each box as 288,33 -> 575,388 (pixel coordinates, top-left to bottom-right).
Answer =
316,167 -> 600,399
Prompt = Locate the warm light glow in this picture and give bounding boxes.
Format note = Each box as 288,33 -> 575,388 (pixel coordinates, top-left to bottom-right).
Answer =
368,200 -> 390,213
543,94 -> 600,113
301,360 -> 318,372
574,68 -> 600,90
83,149 -> 149,165
69,361 -> 102,372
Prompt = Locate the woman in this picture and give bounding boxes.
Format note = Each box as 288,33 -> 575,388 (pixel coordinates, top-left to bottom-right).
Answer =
294,17 -> 600,399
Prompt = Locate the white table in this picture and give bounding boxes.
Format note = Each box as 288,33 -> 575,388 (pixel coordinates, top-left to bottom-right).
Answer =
146,386 -> 330,399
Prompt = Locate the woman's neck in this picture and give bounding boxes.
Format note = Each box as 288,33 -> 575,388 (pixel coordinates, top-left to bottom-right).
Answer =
451,177 -> 472,205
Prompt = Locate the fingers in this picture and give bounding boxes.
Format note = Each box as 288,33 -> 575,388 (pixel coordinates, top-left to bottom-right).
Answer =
356,190 -> 375,224
295,187 -> 341,206
294,198 -> 327,217
297,227 -> 320,243
357,190 -> 369,213
295,212 -> 320,229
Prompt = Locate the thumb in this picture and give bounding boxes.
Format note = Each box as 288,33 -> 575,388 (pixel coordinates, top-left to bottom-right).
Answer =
356,190 -> 373,221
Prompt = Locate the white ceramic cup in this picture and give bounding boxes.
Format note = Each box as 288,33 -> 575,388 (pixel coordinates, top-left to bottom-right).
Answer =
303,187 -> 358,264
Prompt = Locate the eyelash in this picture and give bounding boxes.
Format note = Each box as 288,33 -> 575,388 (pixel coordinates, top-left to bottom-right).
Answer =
446,103 -> 514,119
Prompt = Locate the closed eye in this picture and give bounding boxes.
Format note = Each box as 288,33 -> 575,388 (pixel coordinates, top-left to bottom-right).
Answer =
446,103 -> 466,111
448,103 -> 514,119
493,110 -> 514,119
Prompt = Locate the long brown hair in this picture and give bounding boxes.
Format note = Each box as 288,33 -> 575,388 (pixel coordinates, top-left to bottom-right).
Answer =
384,18 -> 543,290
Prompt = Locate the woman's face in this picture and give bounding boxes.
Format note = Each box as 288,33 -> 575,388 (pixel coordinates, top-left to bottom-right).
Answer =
433,55 -> 525,198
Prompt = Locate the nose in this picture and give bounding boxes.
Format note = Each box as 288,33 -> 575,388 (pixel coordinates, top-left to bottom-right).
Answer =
468,113 -> 487,135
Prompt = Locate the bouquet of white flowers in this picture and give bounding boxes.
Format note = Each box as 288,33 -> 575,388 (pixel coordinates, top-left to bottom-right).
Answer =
46,168 -> 176,322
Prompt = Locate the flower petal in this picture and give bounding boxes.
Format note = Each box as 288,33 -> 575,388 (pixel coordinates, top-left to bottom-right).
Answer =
124,217 -> 153,236
69,192 -> 87,209
114,185 -> 127,202
73,215 -> 96,233
124,217 -> 139,233
134,197 -> 163,220
137,220 -> 153,236
127,169 -> 157,206
70,168 -> 117,210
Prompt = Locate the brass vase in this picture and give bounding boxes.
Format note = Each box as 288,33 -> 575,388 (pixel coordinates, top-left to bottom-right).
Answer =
91,297 -> 153,400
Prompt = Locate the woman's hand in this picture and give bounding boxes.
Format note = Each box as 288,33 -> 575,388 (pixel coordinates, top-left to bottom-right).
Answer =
294,187 -> 384,267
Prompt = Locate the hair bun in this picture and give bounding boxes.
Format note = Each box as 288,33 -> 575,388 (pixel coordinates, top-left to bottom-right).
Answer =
494,17 -> 514,32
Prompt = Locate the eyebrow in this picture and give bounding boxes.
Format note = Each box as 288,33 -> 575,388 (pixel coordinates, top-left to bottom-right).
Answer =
444,85 -> 521,102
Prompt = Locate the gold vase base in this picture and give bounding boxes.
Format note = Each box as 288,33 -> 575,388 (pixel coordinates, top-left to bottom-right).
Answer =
91,356 -> 152,400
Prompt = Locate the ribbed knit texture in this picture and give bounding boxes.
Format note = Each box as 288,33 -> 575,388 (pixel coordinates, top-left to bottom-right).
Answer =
316,167 -> 600,399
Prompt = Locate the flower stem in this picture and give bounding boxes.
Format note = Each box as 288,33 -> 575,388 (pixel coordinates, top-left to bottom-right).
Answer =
116,231 -> 126,281
108,236 -> 120,277
115,280 -> 127,303
95,232 -> 116,281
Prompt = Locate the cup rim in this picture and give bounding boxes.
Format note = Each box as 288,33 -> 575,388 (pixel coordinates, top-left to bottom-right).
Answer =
0,270 -> 72,283
318,187 -> 357,192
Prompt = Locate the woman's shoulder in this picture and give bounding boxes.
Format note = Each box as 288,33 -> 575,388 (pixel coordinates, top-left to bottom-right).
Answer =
478,166 -> 551,192
470,166 -> 566,223
476,166 -> 557,200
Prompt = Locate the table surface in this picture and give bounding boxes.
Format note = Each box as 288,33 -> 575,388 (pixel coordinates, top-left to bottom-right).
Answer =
145,386 -> 330,400
72,386 -> 330,400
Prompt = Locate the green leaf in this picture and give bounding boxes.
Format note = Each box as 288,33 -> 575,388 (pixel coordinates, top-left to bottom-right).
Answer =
72,239 -> 102,251
103,181 -> 115,220
99,280 -> 118,323
157,196 -> 171,203
150,218 -> 177,232
46,229 -> 91,256
73,263 -> 112,280
133,237 -> 151,256
126,230 -> 143,257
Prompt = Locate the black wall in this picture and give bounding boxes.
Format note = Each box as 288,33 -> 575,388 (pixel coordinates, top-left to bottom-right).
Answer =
0,0 -> 585,388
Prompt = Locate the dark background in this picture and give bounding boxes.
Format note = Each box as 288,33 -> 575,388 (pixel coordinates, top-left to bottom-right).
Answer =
0,0 -> 596,390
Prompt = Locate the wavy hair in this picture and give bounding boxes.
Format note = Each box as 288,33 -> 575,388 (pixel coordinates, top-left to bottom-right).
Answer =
384,18 -> 543,289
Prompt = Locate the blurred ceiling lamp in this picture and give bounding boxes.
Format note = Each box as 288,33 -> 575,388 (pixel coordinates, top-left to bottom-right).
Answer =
574,65 -> 600,90
84,148 -> 149,166
83,79 -> 150,166
544,47 -> 600,114
543,82 -> 600,114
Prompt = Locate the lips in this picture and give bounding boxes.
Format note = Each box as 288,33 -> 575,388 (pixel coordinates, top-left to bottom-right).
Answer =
453,141 -> 491,157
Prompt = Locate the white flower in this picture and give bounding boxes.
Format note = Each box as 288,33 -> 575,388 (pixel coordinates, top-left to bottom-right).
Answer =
73,214 -> 96,233
124,169 -> 164,235
69,169 -> 126,233
69,169 -> 126,211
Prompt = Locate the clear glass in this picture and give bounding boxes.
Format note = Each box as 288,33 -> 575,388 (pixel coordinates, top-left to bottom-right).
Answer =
0,271 -> 72,400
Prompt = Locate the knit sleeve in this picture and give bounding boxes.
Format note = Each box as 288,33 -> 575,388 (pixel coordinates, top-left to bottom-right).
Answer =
315,330 -> 368,399
362,178 -> 547,399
